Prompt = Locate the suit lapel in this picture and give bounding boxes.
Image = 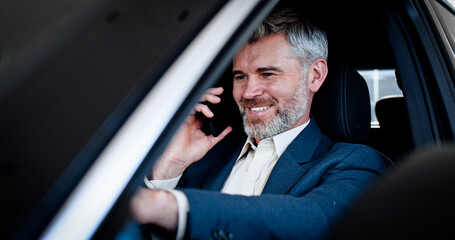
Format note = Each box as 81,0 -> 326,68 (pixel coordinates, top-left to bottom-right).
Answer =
202,153 -> 238,191
201,132 -> 246,191
262,120 -> 322,194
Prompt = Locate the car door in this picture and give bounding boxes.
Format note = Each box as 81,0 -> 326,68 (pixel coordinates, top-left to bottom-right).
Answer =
384,0 -> 455,146
0,0 -> 278,239
331,0 -> 455,238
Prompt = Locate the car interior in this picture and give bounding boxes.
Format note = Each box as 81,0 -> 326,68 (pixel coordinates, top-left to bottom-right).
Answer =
97,0 -> 413,237
199,2 -> 455,237
1,0 -> 454,238
253,0 -> 452,165
207,0 -> 413,165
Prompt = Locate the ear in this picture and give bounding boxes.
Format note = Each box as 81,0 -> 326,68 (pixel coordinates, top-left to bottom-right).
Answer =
307,58 -> 328,93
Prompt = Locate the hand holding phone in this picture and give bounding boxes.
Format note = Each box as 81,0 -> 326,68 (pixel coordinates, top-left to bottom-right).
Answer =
196,102 -> 226,137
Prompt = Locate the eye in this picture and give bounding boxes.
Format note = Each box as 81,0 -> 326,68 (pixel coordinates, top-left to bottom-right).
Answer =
262,72 -> 275,78
234,74 -> 247,81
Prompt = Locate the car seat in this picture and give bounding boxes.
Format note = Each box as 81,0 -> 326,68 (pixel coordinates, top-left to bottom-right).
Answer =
311,63 -> 394,170
312,63 -> 372,145
374,95 -> 413,163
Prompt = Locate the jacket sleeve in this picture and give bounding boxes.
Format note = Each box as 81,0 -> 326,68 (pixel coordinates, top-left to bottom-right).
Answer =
181,146 -> 386,240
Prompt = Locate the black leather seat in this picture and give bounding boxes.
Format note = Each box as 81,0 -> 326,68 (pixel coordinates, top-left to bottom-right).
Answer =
374,95 -> 412,162
312,63 -> 394,170
312,63 -> 371,144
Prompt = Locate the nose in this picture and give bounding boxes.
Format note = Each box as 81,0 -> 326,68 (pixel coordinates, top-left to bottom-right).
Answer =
242,78 -> 265,99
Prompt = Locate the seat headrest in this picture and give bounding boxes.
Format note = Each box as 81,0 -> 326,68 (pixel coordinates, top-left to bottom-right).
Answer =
375,95 -> 408,130
311,63 -> 371,144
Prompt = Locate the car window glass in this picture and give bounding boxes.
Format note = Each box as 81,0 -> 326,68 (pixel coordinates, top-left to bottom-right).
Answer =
0,0 -> 227,238
442,0 -> 455,10
436,0 -> 455,51
358,69 -> 402,124
429,0 -> 455,73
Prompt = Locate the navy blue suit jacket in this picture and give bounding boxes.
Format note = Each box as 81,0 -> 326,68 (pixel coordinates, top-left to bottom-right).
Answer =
177,120 -> 386,239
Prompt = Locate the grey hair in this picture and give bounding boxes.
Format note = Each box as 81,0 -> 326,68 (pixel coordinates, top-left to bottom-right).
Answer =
249,8 -> 328,72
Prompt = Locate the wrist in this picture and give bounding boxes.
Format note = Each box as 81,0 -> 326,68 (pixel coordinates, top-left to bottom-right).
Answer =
152,156 -> 187,180
156,191 -> 179,231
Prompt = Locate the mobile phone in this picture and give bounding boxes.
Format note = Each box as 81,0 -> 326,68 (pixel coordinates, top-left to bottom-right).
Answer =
196,102 -> 229,137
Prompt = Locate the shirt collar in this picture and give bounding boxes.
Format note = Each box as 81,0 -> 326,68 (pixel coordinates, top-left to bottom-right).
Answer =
236,119 -> 310,161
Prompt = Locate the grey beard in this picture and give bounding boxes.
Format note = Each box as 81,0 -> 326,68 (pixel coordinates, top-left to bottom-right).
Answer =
241,81 -> 309,139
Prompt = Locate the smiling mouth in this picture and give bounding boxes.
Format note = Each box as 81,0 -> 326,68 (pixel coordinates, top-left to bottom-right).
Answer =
240,97 -> 277,115
250,106 -> 271,112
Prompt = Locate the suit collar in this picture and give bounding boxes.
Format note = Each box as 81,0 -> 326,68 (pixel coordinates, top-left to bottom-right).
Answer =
201,131 -> 246,191
201,120 -> 324,193
262,120 -> 323,194
236,121 -> 309,162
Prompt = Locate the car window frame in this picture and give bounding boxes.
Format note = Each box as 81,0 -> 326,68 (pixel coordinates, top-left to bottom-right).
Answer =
383,0 -> 455,147
40,1 -> 278,239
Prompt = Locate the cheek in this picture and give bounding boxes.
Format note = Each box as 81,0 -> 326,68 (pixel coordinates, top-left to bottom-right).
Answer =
232,83 -> 244,104
266,83 -> 291,101
276,76 -> 303,94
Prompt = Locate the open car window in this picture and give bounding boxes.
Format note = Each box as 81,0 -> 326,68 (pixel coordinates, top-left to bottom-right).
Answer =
0,0 -> 278,239
2,0 -> 455,239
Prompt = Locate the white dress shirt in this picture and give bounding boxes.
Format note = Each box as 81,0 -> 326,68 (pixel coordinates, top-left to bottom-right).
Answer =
145,120 -> 309,239
221,122 -> 308,195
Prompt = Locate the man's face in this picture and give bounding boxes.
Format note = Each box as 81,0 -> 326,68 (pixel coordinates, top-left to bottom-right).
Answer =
232,34 -> 310,140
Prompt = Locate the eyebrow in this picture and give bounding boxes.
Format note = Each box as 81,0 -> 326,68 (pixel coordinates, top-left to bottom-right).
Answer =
232,66 -> 283,75
232,70 -> 244,75
257,66 -> 283,73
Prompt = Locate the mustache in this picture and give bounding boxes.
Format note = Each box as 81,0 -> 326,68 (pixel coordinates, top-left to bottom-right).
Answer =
239,97 -> 277,109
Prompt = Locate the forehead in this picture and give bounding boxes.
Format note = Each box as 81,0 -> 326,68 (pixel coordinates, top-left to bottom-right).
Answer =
233,34 -> 293,70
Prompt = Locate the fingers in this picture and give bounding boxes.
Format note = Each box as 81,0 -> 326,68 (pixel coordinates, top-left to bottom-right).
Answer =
130,188 -> 179,231
189,87 -> 224,117
194,103 -> 213,118
130,188 -> 154,224
205,87 -> 224,96
200,87 -> 223,104
209,126 -> 233,145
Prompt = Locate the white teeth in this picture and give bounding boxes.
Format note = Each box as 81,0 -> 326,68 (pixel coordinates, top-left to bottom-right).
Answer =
250,106 -> 271,112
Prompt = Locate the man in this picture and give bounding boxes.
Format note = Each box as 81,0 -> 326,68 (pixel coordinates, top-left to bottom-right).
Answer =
131,9 -> 386,240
